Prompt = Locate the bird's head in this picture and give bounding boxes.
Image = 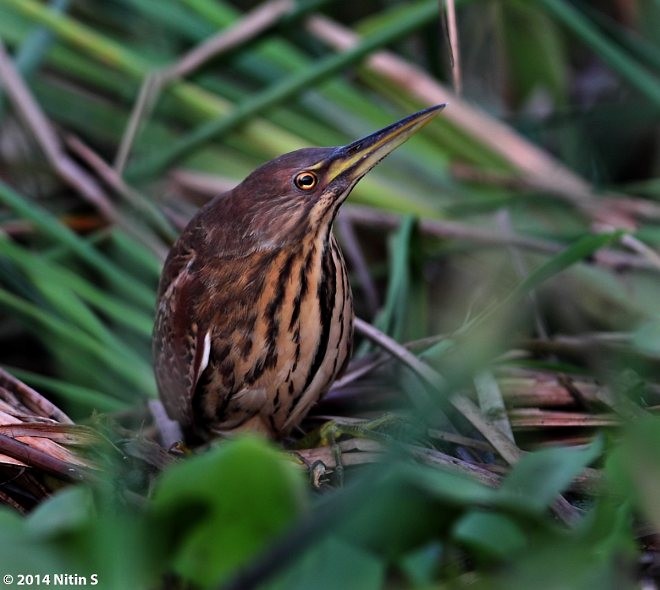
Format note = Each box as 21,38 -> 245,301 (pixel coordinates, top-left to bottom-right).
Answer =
206,105 -> 445,253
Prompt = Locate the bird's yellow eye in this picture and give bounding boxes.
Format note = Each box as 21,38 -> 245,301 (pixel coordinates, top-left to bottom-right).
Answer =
294,171 -> 318,190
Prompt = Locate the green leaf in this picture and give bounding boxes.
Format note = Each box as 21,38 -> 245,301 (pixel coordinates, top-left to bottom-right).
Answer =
0,234 -> 151,338
126,0 -> 441,179
374,215 -> 415,340
150,436 -> 307,588
498,437 -> 603,513
0,287 -> 154,397
396,461 -> 497,507
608,417 -> 660,534
267,536 -> 384,590
2,366 -> 125,412
502,1 -> 568,106
632,319 -> 660,356
0,181 -> 154,310
540,0 -> 660,108
398,542 -> 442,587
25,486 -> 93,539
513,231 -> 622,298
0,509 -> 63,575
453,510 -> 527,560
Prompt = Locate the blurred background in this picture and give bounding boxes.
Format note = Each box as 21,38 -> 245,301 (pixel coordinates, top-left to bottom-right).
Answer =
0,0 -> 659,588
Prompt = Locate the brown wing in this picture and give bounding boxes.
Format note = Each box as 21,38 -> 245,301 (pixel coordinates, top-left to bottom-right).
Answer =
152,228 -> 212,428
153,189 -> 299,433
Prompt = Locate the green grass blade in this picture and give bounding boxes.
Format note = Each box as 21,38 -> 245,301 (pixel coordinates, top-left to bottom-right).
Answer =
540,0 -> 660,108
2,365 -> 127,412
0,181 -> 154,310
374,216 -> 416,341
512,231 -> 623,298
0,0 -> 70,117
125,0 -> 440,179
0,287 -> 154,396
0,237 -> 152,339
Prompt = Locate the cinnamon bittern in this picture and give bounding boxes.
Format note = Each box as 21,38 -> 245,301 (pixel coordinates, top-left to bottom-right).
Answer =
153,105 -> 444,440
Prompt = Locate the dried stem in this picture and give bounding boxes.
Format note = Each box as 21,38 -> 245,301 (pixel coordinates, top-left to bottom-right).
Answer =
0,40 -> 111,215
0,42 -> 166,257
444,0 -> 462,95
354,317 -> 522,461
354,317 -> 583,525
167,173 -> 660,273
66,135 -> 175,248
0,433 -> 86,481
0,367 -> 72,424
171,0 -> 294,80
474,371 -> 514,441
114,0 -> 295,173
344,205 -> 657,272
305,15 -> 660,227
620,234 -> 660,271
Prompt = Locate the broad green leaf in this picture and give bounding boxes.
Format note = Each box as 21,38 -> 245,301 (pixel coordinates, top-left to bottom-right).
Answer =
404,463 -> 497,506
632,319 -> 660,356
25,486 -> 93,538
498,437 -> 603,513
0,509 -> 63,575
267,536 -> 384,590
490,538 -> 636,590
398,542 -> 443,587
608,417 -> 660,533
151,436 -> 307,588
453,510 -> 527,560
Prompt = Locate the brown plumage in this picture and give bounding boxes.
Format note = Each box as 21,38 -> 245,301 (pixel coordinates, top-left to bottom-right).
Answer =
153,105 -> 444,440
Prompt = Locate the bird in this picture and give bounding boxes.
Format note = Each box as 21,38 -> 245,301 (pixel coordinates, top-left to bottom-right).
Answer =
153,104 -> 445,441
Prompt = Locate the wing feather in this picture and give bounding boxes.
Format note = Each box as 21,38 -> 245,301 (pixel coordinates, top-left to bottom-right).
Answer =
153,246 -> 210,427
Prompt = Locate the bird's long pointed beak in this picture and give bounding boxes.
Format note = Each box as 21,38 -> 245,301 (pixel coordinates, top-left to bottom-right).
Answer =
326,104 -> 445,184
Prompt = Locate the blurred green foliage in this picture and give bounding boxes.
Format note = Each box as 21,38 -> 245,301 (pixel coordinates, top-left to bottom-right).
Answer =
0,0 -> 659,588
0,432 -> 647,589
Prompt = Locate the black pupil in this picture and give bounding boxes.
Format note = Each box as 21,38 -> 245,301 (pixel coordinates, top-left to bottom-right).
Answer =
298,174 -> 314,187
